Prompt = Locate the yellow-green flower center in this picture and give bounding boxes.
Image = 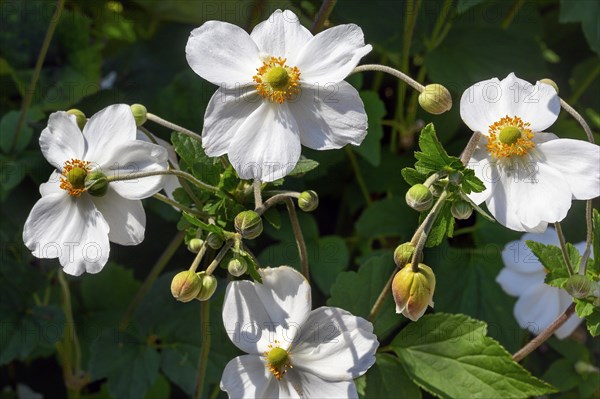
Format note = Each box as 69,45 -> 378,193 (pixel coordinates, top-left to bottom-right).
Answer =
264,66 -> 290,90
498,126 -> 522,145
67,167 -> 87,189
262,341 -> 292,380
267,347 -> 289,367
253,56 -> 301,104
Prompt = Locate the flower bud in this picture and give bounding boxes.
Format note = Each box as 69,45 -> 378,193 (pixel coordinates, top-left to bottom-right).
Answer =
539,78 -> 559,94
171,271 -> 201,302
206,232 -> 224,249
575,361 -> 600,375
564,274 -> 594,299
85,171 -> 108,197
228,257 -> 248,277
67,109 -> 87,130
130,103 -> 147,127
392,263 -> 436,321
394,242 -> 415,268
187,238 -> 204,253
451,200 -> 473,220
406,184 -> 433,211
298,190 -> 319,212
418,84 -> 452,115
196,272 -> 217,301
448,171 -> 462,186
234,210 -> 263,239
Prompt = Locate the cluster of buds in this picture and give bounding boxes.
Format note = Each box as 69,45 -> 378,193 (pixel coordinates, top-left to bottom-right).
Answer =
392,263 -> 436,321
170,270 -> 217,302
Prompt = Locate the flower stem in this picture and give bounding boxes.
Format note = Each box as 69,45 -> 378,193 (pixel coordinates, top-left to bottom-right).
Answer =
253,180 -> 263,209
194,300 -> 211,399
410,190 -> 449,271
119,231 -> 185,331
554,222 -> 575,276
57,271 -> 83,387
205,242 -> 233,275
189,240 -> 208,273
559,98 -> 595,144
106,169 -> 222,196
345,147 -> 372,206
153,193 -> 207,217
285,198 -> 310,280
368,272 -> 395,323
311,0 -> 338,33
352,64 -> 425,93
500,0 -> 525,29
255,192 -> 301,215
512,303 -> 576,362
459,132 -> 482,164
146,112 -> 203,143
10,0 -> 65,154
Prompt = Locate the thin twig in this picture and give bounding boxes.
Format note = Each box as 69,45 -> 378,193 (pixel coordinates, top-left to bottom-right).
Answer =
285,198 -> 310,280
253,180 -> 263,209
554,222 -> 575,276
255,192 -> 301,215
107,169 -> 221,195
345,147 -> 372,206
311,0 -> 338,34
512,303 -> 576,362
194,301 -> 211,399
560,98 -> 594,144
146,112 -> 203,143
153,193 -> 206,217
352,64 -> 425,92
205,242 -> 233,275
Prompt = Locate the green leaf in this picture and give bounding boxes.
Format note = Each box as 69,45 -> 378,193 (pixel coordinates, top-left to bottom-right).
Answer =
288,157 -> 320,176
575,300 -> 600,337
526,241 -> 569,288
365,354 -> 422,399
413,124 -> 461,176
89,330 -> 160,399
328,252 -> 401,340
181,212 -> 224,237
391,313 -> 557,399
422,201 -> 454,247
560,0 -> 600,55
401,168 -> 426,186
356,197 -> 417,240
171,132 -> 221,186
593,209 -> 600,273
0,108 -> 44,154
354,91 -> 386,166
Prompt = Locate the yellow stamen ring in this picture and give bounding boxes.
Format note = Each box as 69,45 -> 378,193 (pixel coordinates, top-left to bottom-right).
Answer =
60,159 -> 91,197
487,115 -> 535,159
253,57 -> 301,104
262,340 -> 292,380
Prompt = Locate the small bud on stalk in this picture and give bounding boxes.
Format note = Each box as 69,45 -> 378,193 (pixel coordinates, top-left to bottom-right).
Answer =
394,243 -> 415,268
564,274 -> 594,299
67,109 -> 87,130
187,238 -> 204,253
196,272 -> 217,301
392,263 -> 436,321
298,190 -> 319,212
130,104 -> 147,127
206,232 -> 224,249
234,210 -> 263,239
171,271 -> 202,302
85,171 -> 108,197
228,257 -> 248,277
539,78 -> 559,94
418,84 -> 452,115
451,201 -> 473,220
406,184 -> 433,211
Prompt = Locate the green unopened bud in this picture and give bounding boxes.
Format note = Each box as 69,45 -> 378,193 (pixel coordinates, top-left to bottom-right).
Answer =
234,210 -> 263,239
539,78 -> 559,94
392,263 -> 436,321
67,109 -> 86,130
418,84 -> 452,115
187,238 -> 204,253
298,190 -> 319,212
85,171 -> 108,197
564,274 -> 594,299
394,242 -> 415,268
451,201 -> 473,220
228,258 -> 248,277
448,172 -> 462,186
206,232 -> 224,249
574,361 -> 600,375
130,104 -> 147,127
196,272 -> 217,301
406,184 -> 433,211
171,271 -> 202,302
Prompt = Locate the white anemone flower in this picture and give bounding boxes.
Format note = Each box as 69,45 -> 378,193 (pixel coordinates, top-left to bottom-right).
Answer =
496,228 -> 584,339
462,73 -> 600,232
220,266 -> 378,398
23,104 -> 168,276
186,9 -> 371,182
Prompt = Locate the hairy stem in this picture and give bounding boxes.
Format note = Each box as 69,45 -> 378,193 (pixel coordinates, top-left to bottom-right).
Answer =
555,222 -> 575,276
146,112 -> 203,143
352,64 -> 425,93
311,0 -> 338,33
194,300 -> 211,399
253,180 -> 263,209
255,192 -> 301,215
285,198 -> 310,280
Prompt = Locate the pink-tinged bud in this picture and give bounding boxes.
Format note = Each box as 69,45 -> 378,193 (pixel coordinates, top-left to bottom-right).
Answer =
171,271 -> 201,303
392,263 -> 436,321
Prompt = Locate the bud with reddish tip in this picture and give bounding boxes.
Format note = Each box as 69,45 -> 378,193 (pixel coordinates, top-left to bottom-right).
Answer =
171,271 -> 201,303
392,263 -> 436,321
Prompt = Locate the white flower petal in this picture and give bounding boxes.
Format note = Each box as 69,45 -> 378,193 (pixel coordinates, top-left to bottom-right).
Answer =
250,9 -> 313,65
500,229 -> 558,275
23,193 -> 110,276
460,77 -> 505,134
83,105 -> 137,166
292,307 -> 378,380
498,73 -> 560,132
487,161 -> 571,232
466,143 -> 496,205
496,267 -> 546,297
101,141 -> 168,200
555,313 -> 582,340
186,21 -> 260,88
295,24 -> 372,85
92,187 -> 145,245
228,103 -> 301,182
39,171 -> 63,196
39,112 -> 85,169
202,87 -> 261,157
220,355 -> 273,398
514,283 -> 562,335
537,138 -> 600,200
222,280 -> 285,354
293,82 -> 367,150
286,369 -> 358,398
